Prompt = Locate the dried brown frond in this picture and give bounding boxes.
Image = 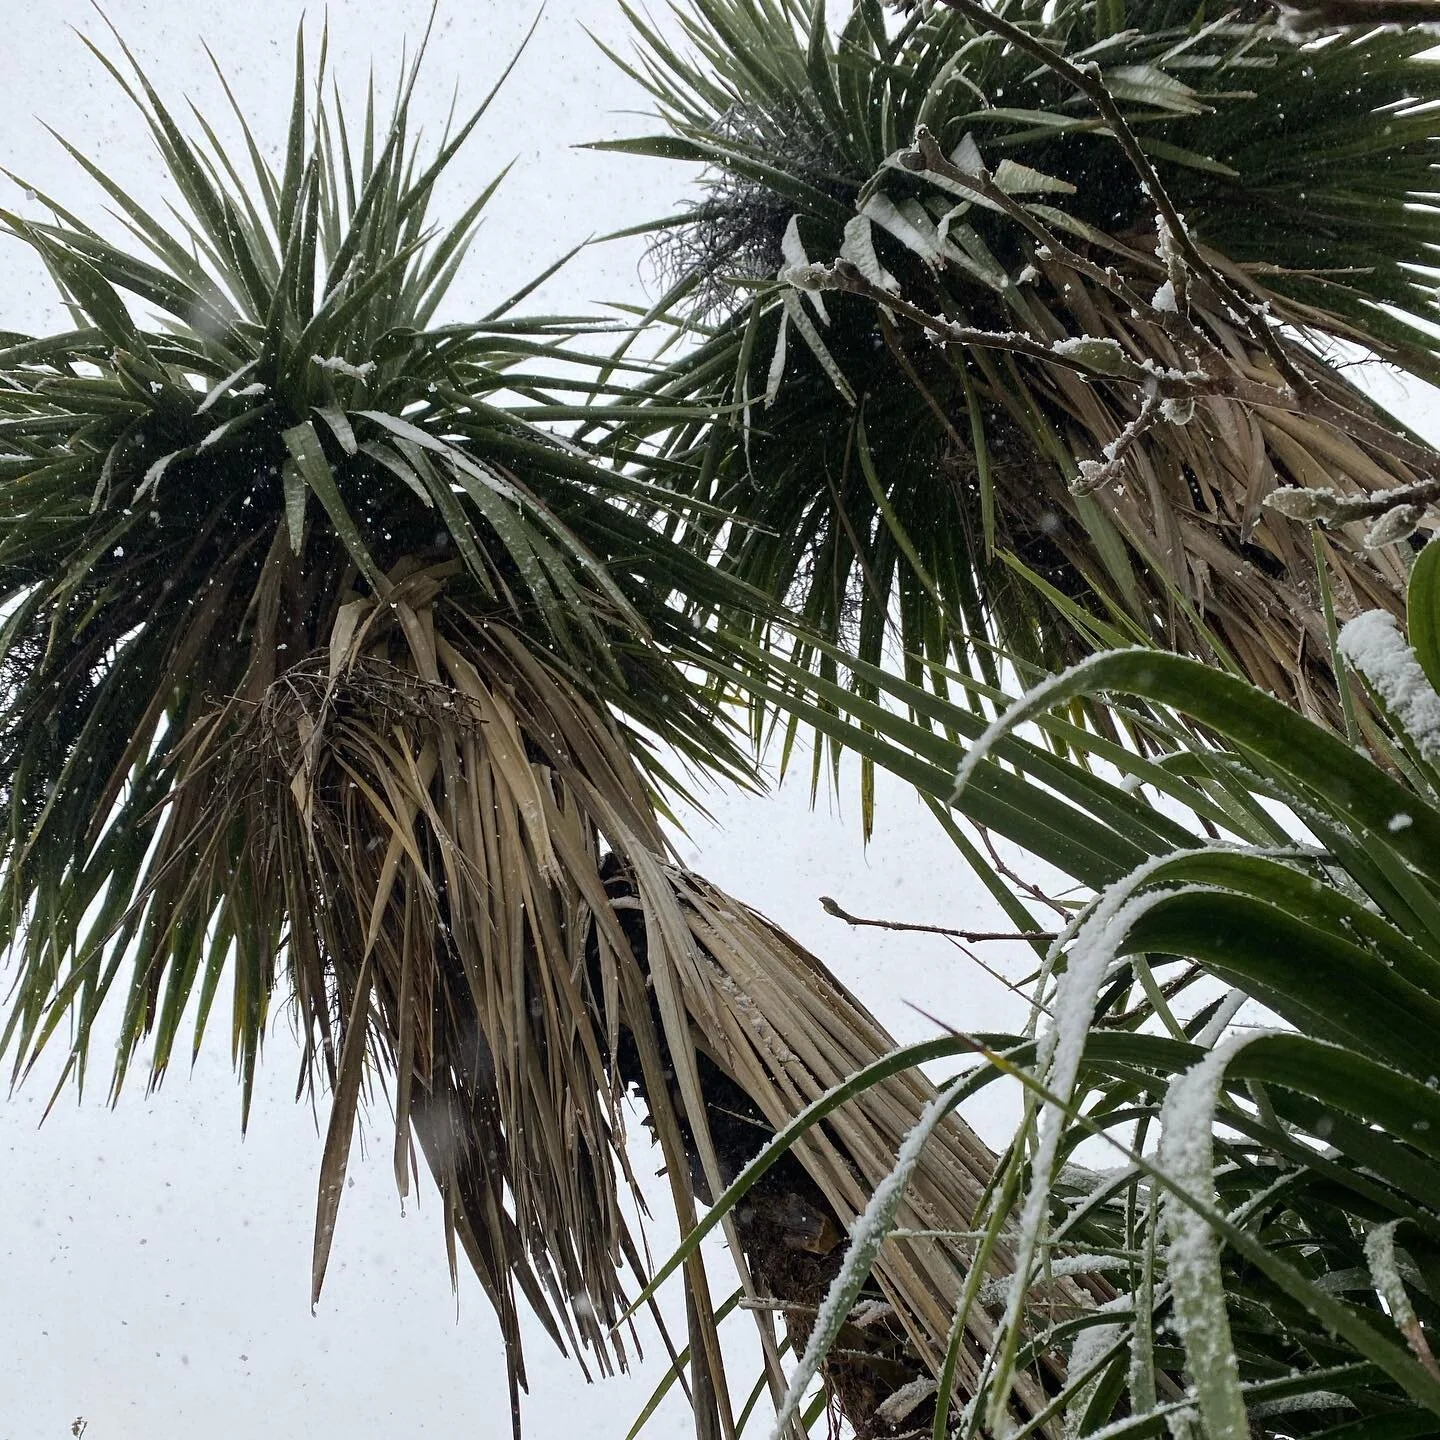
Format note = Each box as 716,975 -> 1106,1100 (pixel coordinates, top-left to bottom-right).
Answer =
132,555 -> 1094,1436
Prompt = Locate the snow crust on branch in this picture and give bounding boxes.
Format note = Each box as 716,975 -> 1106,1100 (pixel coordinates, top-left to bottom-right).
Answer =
311,354 -> 377,380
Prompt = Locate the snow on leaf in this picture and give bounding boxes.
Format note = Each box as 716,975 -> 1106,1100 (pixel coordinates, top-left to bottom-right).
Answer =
764,305 -> 790,411
951,132 -> 985,175
767,1074 -> 968,1440
311,354 -> 377,380
282,459 -> 307,556
874,1377 -> 936,1428
1365,1220 -> 1417,1331
1194,989 -> 1247,1048
1365,503 -> 1425,550
863,192 -> 941,268
986,854 -> 1211,1432
1105,64 -> 1208,116
776,261 -> 831,292
1051,335 -> 1133,375
993,158 -> 1076,196
196,358 -> 259,414
840,214 -> 899,296
781,214 -> 829,325
781,289 -> 856,407
1159,1033 -> 1264,1440
953,648 -> 1140,801
1339,610 -> 1440,761
1263,485 -> 1340,522
1065,1293 -> 1134,1435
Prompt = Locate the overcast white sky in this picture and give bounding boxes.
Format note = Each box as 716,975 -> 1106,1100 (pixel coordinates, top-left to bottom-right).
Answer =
0,5 -> 1042,1438
4,6 -> 1440,1440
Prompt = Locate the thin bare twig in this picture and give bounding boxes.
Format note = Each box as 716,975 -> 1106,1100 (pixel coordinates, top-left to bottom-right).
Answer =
819,894 -> 1056,943
975,825 -> 1074,921
945,938 -> 1056,1018
1072,379 -> 1164,496
798,258 -> 1440,491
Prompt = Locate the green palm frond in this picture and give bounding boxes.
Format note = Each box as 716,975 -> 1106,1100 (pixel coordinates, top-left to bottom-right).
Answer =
651,572 -> 1440,1437
596,0 -> 1440,743
0,26 -> 1128,1439
936,636 -> 1440,1437
0,21 -> 782,1422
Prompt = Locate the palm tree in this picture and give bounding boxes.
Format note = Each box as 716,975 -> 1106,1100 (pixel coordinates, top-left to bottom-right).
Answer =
597,0 -> 1440,736
0,23 -> 1110,1440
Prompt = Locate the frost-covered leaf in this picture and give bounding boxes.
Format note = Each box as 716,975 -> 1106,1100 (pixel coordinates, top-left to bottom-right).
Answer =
950,132 -> 985,175
1263,485 -> 1339,522
196,359 -> 259,415
781,289 -> 855,406
281,458 -> 307,555
1104,64 -> 1210,115
992,158 -> 1076,196
781,213 -> 828,324
1050,335 -> 1135,376
862,192 -> 941,267
310,353 -> 377,380
1159,1036 -> 1258,1440
1339,610 -> 1440,762
767,1075 -> 967,1440
764,305 -> 789,410
134,448 -> 186,504
943,223 -> 1010,293
839,215 -> 898,295
1365,503 -> 1424,550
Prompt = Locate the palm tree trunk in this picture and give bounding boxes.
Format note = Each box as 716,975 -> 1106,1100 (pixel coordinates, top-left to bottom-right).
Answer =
589,857 -> 1102,1439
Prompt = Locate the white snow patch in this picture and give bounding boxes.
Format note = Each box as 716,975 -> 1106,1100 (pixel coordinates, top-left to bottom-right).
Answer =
1364,503 -> 1425,550
1338,610 -> 1440,761
1155,212 -> 1182,272
1160,395 -> 1195,426
1159,1032 -> 1269,1439
847,1298 -> 893,1328
311,354 -> 377,380
1364,1219 -> 1419,1332
782,213 -> 829,324
874,1377 -> 937,1427
1066,1292 -> 1134,1435
1051,335 -> 1129,373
